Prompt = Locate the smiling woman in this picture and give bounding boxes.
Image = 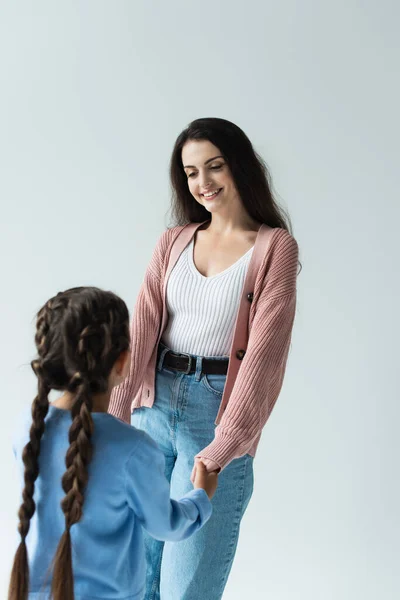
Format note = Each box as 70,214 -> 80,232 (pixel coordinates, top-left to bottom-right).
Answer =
170,117 -> 290,229
108,117 -> 299,600
183,143 -> 238,212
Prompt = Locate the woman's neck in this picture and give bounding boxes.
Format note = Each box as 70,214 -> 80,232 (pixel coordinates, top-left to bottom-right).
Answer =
206,213 -> 260,236
205,203 -> 260,235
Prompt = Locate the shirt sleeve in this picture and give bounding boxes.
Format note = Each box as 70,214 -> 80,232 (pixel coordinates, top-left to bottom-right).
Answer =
124,433 -> 212,541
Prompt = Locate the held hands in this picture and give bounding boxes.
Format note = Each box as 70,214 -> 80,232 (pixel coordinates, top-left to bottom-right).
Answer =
191,458 -> 220,500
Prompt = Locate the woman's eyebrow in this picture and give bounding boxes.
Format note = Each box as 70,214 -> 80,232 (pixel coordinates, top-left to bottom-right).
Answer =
183,155 -> 224,169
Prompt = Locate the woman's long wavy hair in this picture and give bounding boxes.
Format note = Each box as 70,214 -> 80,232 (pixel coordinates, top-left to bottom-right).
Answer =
8,287 -> 130,600
170,117 -> 292,232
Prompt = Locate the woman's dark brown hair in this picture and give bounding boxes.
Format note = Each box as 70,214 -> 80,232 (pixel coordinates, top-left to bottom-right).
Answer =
170,117 -> 291,232
8,287 -> 130,600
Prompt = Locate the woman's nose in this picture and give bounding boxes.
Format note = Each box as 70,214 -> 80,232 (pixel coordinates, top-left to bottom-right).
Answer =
198,170 -> 211,189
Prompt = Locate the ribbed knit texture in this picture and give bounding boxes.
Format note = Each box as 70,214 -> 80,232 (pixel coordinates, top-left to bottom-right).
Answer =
109,225 -> 298,470
162,239 -> 253,356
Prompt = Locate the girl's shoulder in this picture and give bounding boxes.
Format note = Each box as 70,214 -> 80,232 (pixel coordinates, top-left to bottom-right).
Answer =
101,415 -> 163,469
98,413 -> 156,448
12,403 -> 34,459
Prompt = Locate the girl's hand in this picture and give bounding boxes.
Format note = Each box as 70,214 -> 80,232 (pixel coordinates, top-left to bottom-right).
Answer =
192,461 -> 218,500
190,458 -> 221,484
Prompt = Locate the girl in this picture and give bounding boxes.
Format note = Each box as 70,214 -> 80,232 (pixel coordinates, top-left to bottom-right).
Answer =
9,286 -> 217,600
109,117 -> 299,599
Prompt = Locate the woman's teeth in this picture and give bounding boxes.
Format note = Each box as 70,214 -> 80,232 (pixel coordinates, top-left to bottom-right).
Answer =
203,189 -> 221,199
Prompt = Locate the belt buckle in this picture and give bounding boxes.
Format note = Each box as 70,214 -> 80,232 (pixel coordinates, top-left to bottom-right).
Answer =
179,352 -> 192,375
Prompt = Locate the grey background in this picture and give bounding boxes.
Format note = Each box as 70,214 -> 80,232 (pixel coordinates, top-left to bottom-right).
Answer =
0,2 -> 399,598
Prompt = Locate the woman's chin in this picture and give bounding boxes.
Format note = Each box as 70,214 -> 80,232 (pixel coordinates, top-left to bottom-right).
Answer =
201,200 -> 224,214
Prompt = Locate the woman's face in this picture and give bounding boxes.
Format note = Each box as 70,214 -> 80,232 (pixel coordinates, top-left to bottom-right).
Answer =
182,140 -> 240,214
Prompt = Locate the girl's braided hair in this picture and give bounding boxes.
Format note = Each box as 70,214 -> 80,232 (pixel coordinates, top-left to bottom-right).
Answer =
8,287 -> 130,600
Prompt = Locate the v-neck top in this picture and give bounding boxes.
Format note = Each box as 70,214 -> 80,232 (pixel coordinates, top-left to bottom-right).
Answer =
162,238 -> 254,356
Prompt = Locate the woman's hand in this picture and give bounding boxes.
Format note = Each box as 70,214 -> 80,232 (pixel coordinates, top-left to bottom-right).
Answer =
192,461 -> 218,500
190,458 -> 221,484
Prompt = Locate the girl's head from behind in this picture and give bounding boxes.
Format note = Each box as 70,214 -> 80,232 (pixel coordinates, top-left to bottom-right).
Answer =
9,287 -> 130,600
170,117 -> 290,231
33,286 -> 130,395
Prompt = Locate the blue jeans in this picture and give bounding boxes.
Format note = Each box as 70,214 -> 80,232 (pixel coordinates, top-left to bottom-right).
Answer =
131,347 -> 254,600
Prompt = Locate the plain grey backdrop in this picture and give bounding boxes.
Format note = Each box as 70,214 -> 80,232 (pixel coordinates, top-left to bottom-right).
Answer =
0,2 -> 399,598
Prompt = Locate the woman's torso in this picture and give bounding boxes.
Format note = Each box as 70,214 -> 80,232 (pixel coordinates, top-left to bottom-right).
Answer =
162,235 -> 254,356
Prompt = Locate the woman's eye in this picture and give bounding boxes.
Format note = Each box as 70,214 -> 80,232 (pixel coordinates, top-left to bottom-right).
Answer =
210,164 -> 224,170
187,172 -> 197,178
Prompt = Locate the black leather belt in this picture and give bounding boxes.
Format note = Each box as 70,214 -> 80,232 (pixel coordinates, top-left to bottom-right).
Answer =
161,350 -> 229,375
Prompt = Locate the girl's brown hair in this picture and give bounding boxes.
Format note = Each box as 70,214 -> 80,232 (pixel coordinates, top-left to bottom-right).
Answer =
8,287 -> 130,600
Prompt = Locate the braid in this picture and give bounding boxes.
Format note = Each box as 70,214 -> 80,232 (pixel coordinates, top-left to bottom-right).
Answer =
8,368 -> 50,600
9,287 -> 130,600
51,373 -> 94,600
18,372 -> 51,538
61,377 -> 94,526
8,300 -> 54,600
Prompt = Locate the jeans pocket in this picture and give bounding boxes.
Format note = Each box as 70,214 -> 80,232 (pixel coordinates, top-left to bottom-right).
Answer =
131,406 -> 147,430
201,373 -> 226,397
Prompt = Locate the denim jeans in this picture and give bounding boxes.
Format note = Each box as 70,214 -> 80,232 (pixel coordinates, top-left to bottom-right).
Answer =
131,346 -> 254,600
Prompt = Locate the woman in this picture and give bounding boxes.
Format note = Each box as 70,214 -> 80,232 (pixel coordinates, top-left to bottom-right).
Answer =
109,117 -> 299,599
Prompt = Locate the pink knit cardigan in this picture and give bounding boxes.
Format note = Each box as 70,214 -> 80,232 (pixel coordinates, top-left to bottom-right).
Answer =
109,222 -> 299,470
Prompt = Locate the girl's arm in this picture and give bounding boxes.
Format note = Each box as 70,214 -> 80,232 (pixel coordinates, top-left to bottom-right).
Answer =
125,433 -> 212,541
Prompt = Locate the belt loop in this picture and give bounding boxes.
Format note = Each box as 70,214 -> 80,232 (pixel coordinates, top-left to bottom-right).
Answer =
157,345 -> 170,372
194,355 -> 203,381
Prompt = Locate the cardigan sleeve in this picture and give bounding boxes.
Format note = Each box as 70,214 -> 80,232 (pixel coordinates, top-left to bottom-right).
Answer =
196,232 -> 299,470
108,231 -> 170,424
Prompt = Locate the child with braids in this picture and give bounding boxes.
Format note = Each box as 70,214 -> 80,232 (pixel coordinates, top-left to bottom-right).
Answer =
9,287 -> 217,600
